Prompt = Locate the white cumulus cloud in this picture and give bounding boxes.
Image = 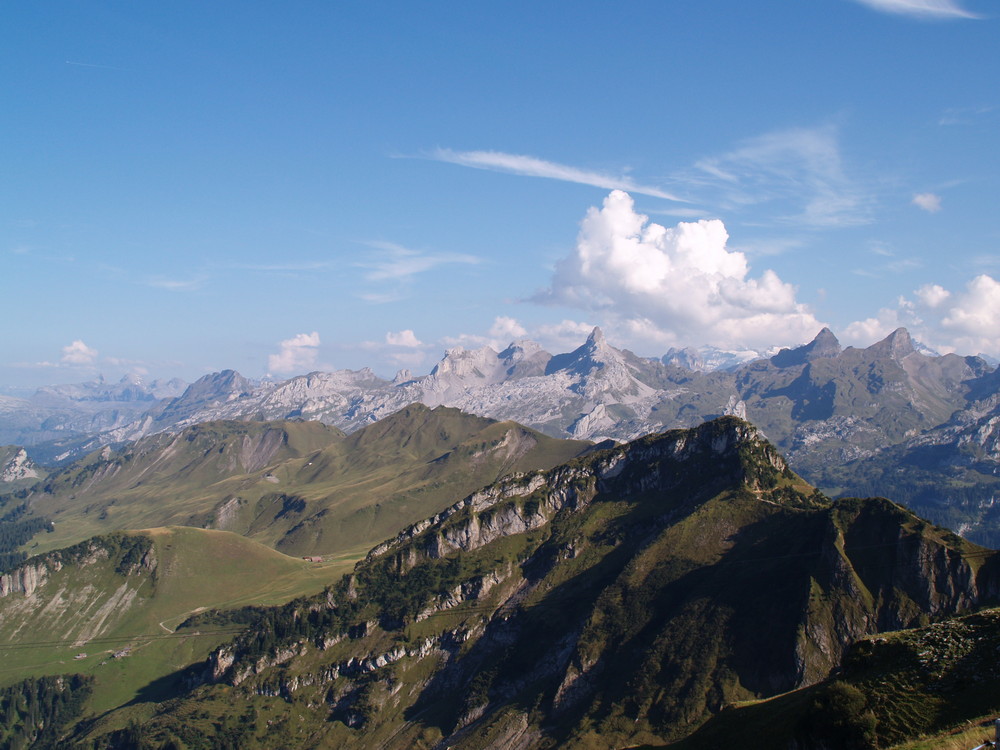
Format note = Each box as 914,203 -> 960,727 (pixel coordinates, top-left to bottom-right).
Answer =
443,316 -> 541,351
268,332 -> 320,375
915,283 -> 950,307
385,329 -> 423,348
912,192 -> 942,212
849,0 -> 981,19
61,340 -> 98,365
534,191 -> 824,351
488,316 -> 527,341
940,275 -> 1000,344
844,274 -> 1000,356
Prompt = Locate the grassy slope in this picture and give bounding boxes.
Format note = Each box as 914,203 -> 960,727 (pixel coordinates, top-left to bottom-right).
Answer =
20,407 -> 591,558
22,420 -> 344,553
0,527 -> 354,717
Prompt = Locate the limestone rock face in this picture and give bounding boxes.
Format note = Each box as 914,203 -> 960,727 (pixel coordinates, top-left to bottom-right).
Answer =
0,562 -> 49,597
0,447 -> 39,482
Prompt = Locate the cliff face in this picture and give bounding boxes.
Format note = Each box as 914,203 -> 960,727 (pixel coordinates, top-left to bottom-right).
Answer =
125,417 -> 999,750
0,534 -> 156,598
0,560 -> 53,597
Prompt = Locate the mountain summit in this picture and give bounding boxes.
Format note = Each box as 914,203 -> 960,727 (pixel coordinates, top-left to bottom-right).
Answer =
770,326 -> 842,367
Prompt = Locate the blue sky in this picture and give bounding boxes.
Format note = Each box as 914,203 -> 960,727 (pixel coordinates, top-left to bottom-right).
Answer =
3,0 -> 998,388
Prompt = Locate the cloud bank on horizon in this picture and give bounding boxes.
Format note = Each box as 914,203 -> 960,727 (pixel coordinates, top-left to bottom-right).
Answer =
847,274 -> 1000,356
48,187 -> 1000,384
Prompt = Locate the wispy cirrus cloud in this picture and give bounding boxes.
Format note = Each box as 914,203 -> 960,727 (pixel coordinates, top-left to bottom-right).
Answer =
229,260 -> 335,273
425,148 -> 687,202
146,275 -> 207,292
684,125 -> 872,229
65,60 -> 128,71
848,0 -> 981,19
852,241 -> 923,278
939,105 -> 995,125
357,241 -> 481,283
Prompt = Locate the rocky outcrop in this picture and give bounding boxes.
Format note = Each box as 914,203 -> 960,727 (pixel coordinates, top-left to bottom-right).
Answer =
0,561 -> 53,597
0,534 -> 155,599
0,447 -> 39,482
368,417 -> 784,569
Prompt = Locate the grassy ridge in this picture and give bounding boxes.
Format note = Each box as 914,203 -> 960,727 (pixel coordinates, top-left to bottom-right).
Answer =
18,406 -> 591,557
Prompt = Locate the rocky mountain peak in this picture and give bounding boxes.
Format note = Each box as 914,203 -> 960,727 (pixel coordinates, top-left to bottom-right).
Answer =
547,326 -> 623,376
868,327 -> 916,360
0,446 -> 39,482
497,339 -> 544,359
210,369 -> 251,389
155,369 -> 254,424
586,325 -> 606,347
810,327 -> 842,356
770,327 -> 842,368
430,346 -> 500,378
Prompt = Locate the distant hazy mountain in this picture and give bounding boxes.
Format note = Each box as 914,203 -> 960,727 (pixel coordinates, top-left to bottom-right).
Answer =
822,366 -> 1000,546
0,374 -> 187,459
9,328 -> 991,465
662,342 -> 776,371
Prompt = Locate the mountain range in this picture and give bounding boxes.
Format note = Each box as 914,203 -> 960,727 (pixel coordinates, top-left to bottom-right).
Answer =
6,326 -> 1000,546
6,327 -> 991,457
